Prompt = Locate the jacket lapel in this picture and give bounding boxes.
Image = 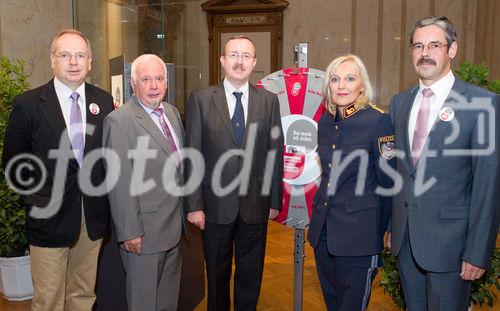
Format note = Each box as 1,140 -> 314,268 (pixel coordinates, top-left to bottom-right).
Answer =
426,79 -> 467,151
212,84 -> 238,146
84,84 -> 101,154
243,85 -> 260,145
401,86 -> 419,170
38,80 -> 79,169
129,97 -> 172,156
163,103 -> 183,147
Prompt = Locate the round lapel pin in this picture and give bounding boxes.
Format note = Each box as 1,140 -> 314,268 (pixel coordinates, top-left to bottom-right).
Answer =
89,103 -> 100,115
439,107 -> 454,122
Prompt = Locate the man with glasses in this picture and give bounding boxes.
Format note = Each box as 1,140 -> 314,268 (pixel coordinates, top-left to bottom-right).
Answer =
185,35 -> 283,311
2,29 -> 113,310
389,16 -> 500,310
103,54 -> 184,311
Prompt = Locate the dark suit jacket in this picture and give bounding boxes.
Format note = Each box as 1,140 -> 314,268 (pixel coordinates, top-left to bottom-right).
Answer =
103,97 -> 184,254
389,78 -> 500,272
2,79 -> 113,247
185,84 -> 284,225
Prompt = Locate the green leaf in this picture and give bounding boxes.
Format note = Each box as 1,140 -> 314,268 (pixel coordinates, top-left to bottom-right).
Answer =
0,56 -> 30,257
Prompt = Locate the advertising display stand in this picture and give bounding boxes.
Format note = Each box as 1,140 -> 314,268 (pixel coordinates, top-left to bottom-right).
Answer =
257,43 -> 325,311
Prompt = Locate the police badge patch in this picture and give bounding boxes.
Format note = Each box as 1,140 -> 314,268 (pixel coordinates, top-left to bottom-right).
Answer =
378,135 -> 395,159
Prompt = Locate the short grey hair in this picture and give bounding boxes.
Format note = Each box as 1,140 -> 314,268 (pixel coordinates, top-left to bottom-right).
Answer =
50,29 -> 92,58
130,54 -> 167,82
409,16 -> 457,46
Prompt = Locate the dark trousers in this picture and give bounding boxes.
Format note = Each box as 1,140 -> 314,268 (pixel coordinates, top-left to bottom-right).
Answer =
202,216 -> 268,311
314,239 -> 379,311
397,228 -> 471,311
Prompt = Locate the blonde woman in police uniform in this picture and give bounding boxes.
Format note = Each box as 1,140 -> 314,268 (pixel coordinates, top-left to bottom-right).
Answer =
307,54 -> 396,311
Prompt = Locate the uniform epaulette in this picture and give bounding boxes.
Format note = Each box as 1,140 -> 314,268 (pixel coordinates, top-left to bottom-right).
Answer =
369,104 -> 385,114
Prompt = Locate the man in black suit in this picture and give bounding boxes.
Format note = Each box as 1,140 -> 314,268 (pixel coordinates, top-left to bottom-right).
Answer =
2,29 -> 113,311
185,35 -> 284,311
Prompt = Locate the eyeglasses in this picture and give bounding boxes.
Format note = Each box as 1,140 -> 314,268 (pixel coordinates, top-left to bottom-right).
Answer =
411,42 -> 448,52
224,52 -> 254,61
52,52 -> 89,62
139,76 -> 165,85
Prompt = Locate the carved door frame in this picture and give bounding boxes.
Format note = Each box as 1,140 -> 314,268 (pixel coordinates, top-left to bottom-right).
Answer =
202,0 -> 289,85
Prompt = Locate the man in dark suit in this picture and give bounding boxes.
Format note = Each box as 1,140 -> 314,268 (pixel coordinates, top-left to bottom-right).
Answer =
389,16 -> 500,310
103,54 -> 184,311
185,35 -> 284,311
2,29 -> 113,310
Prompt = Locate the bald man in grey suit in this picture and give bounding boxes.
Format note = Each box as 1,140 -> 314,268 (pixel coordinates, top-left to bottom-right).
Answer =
104,54 -> 184,311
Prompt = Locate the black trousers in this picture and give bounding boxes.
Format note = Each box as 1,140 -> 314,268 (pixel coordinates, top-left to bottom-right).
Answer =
202,215 -> 268,311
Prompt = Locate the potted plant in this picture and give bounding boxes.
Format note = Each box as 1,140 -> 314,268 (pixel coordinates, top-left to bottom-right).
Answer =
380,61 -> 500,309
0,56 -> 32,301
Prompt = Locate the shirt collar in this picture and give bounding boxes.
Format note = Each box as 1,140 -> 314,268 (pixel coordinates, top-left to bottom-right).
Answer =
54,77 -> 85,102
418,70 -> 455,98
137,97 -> 165,115
223,78 -> 249,96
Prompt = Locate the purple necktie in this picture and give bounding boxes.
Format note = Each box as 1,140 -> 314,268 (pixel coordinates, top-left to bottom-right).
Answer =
152,107 -> 179,159
69,92 -> 84,166
411,88 -> 434,164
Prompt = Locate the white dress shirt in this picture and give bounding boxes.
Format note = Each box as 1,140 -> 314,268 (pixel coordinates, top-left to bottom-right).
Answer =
223,78 -> 249,124
54,77 -> 87,143
408,70 -> 455,147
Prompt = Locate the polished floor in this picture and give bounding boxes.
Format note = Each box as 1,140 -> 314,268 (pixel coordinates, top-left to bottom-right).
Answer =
1,222 -> 498,310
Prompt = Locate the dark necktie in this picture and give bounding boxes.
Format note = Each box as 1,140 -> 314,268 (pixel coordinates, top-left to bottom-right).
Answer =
411,87 -> 434,164
69,92 -> 84,166
232,91 -> 245,146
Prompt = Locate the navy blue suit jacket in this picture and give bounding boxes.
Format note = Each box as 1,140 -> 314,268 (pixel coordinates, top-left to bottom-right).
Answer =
308,105 -> 395,256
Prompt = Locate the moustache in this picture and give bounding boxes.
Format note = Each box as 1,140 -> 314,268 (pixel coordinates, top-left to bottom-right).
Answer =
232,64 -> 245,71
417,57 -> 436,66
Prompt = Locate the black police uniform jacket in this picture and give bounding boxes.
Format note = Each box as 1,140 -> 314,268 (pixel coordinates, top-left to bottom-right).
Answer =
307,103 -> 396,256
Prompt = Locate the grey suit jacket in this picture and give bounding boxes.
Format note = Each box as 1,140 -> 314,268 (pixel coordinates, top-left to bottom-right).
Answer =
389,78 -> 500,272
185,83 -> 284,225
103,96 -> 184,254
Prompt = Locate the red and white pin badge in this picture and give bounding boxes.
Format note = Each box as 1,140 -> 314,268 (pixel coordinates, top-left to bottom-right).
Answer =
89,103 -> 100,115
439,107 -> 454,122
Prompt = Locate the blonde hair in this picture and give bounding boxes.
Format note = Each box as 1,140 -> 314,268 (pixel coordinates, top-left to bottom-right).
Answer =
322,54 -> 374,115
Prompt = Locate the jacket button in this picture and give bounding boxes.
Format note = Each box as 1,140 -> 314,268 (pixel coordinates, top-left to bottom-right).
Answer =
327,182 -> 331,188
335,125 -> 339,130
323,202 -> 328,207
328,163 -> 332,168
332,144 -> 336,150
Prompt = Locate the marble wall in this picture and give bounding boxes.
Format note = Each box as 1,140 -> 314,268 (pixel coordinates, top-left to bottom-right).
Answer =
0,0 -> 72,87
1,0 -> 498,111
282,0 -> 488,108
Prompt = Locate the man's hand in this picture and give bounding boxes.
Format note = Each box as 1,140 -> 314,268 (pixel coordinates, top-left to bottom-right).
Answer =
187,210 -> 206,230
124,236 -> 143,255
460,261 -> 485,281
269,208 -> 280,220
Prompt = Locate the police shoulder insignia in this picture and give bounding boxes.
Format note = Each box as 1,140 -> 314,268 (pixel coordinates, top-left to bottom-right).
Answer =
378,135 -> 395,159
370,104 -> 385,113
343,103 -> 358,118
